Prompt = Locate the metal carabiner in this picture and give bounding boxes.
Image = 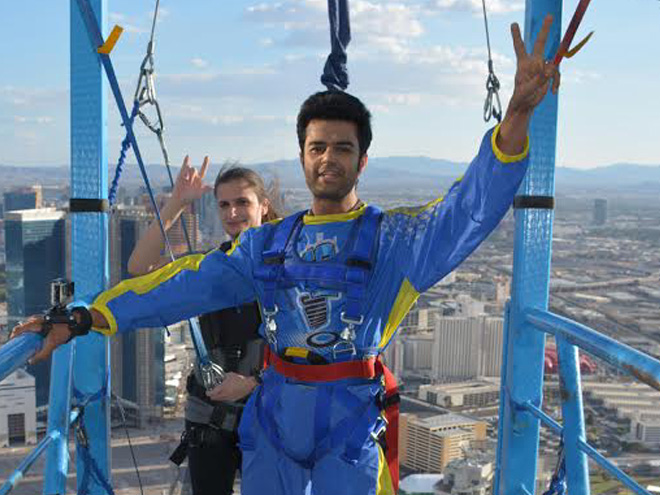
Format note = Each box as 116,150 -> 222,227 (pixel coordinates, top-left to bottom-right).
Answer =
332,312 -> 362,359
199,362 -> 226,391
263,305 -> 279,348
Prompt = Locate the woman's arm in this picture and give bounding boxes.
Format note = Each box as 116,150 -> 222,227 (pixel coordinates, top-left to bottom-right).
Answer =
127,195 -> 187,275
128,156 -> 211,276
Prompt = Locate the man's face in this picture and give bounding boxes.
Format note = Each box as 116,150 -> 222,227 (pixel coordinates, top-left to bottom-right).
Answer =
301,119 -> 367,201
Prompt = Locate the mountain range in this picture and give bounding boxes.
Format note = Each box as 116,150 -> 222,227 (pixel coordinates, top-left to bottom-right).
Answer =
1,159 -> 659,195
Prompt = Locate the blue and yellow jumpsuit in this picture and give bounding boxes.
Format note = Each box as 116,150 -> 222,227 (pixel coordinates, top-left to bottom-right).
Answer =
90,126 -> 529,495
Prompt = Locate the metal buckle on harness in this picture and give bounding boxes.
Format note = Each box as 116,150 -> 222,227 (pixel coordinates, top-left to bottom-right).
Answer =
332,312 -> 363,359
263,305 -> 279,348
199,362 -> 226,391
370,419 -> 388,443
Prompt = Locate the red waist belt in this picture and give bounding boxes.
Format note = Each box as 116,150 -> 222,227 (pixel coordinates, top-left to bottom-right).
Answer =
264,349 -> 401,492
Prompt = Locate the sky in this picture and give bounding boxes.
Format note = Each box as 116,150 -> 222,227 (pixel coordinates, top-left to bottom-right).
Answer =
0,0 -> 658,169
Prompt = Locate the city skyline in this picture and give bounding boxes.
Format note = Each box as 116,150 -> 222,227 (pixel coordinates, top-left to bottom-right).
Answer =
1,1 -> 659,169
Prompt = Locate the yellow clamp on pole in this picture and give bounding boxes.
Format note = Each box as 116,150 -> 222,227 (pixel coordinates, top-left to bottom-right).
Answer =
97,25 -> 124,55
564,31 -> 594,59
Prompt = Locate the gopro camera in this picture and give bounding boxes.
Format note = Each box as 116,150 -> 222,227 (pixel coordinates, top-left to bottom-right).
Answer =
50,279 -> 75,309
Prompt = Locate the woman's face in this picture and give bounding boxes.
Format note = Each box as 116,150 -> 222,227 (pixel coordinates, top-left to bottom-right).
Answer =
216,179 -> 269,238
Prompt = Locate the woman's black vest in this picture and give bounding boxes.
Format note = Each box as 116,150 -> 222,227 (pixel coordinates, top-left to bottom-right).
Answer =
186,241 -> 264,405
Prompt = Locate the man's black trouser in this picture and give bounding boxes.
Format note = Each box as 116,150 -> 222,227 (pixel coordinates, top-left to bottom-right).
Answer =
185,420 -> 241,495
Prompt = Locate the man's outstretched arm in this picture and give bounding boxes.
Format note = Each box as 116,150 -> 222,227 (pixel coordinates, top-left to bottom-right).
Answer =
10,308 -> 110,363
9,232 -> 258,362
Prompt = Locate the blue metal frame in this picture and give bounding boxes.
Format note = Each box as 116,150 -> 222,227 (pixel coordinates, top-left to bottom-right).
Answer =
0,333 -> 42,383
0,410 -> 80,495
68,1 -> 112,494
527,309 -> 660,390
43,342 -> 75,495
496,1 -> 562,493
2,2 -> 660,495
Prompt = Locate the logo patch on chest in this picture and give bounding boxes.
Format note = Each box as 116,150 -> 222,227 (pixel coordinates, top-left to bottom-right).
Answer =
298,291 -> 341,329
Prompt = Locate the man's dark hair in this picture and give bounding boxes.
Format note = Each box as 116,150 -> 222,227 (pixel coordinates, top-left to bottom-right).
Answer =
296,91 -> 372,156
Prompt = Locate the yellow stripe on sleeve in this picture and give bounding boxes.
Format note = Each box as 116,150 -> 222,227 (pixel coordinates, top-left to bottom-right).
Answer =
90,252 -> 211,336
379,278 -> 420,349
491,123 -> 530,164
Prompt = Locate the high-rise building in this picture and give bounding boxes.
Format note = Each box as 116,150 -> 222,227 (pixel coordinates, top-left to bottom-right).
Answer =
593,198 -> 607,226
402,333 -> 435,374
0,369 -> 37,447
196,192 -> 226,251
140,192 -> 200,256
418,379 -> 500,409
399,413 -> 487,472
4,208 -> 66,406
432,317 -> 503,381
109,206 -> 165,425
3,186 -> 42,213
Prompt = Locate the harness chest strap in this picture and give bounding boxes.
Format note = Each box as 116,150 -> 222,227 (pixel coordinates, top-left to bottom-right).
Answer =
263,349 -> 401,491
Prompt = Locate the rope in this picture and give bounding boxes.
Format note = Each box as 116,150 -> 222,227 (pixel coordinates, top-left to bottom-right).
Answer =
72,373 -> 114,495
321,0 -> 351,91
79,0 -> 213,373
108,100 -> 140,205
481,0 -> 502,123
112,393 -> 145,495
543,440 -> 567,495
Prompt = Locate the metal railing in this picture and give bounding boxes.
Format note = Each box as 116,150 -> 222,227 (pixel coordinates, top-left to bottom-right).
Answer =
0,334 -> 42,383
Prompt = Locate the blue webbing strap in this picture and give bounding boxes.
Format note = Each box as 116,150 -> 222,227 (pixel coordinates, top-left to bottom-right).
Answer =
321,0 -> 351,91
260,211 -> 305,313
74,0 -> 212,368
73,374 -> 114,495
256,372 -> 379,468
258,207 -> 381,325
344,206 -> 381,322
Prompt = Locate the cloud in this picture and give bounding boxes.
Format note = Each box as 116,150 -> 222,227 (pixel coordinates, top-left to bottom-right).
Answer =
0,86 -> 67,107
191,57 -> 210,69
14,116 -> 55,125
244,0 -> 425,51
425,0 -> 524,15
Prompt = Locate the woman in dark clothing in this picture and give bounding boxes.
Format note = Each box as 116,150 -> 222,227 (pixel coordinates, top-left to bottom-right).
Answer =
128,157 -> 279,495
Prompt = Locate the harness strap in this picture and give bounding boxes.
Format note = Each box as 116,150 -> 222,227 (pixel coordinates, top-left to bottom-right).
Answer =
258,206 -> 382,320
261,212 -> 304,313
344,205 -> 381,321
258,349 -> 400,488
267,350 -> 378,382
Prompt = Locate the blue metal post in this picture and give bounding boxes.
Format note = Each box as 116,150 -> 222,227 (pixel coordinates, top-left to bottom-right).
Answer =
556,338 -> 590,495
497,1 -> 562,493
70,1 -> 111,494
2,409 -> 80,495
0,333 -> 42,383
42,342 -> 74,495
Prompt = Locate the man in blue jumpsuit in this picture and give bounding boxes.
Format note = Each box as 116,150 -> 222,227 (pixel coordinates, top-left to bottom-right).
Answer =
13,16 -> 559,495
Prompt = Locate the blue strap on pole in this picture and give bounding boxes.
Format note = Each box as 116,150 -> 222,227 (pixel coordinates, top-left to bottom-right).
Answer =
321,0 -> 351,91
72,372 -> 114,495
74,0 -> 213,369
543,441 -> 567,495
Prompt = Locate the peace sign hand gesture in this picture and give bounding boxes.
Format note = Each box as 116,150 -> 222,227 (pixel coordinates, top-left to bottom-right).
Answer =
172,155 -> 213,207
498,15 -> 560,155
508,15 -> 560,117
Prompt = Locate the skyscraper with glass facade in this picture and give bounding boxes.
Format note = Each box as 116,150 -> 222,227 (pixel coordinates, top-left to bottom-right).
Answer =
109,206 -> 165,425
4,208 -> 66,406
